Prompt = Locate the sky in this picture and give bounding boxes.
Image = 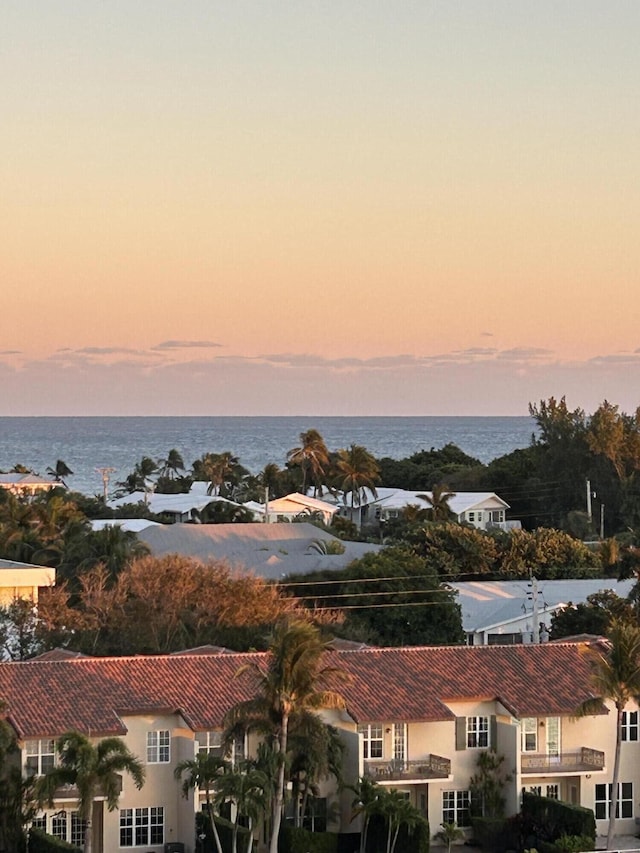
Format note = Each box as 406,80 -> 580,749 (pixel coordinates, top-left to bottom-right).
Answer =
2,1 -> 640,416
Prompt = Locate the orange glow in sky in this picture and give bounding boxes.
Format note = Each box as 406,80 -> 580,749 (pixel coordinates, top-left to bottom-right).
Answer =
2,2 -> 640,415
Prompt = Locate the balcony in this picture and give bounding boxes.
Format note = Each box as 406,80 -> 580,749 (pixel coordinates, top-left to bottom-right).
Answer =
521,748 -> 605,774
364,756 -> 451,782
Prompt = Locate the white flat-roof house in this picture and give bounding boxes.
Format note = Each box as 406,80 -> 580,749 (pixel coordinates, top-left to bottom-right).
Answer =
0,558 -> 56,606
0,640 -> 636,852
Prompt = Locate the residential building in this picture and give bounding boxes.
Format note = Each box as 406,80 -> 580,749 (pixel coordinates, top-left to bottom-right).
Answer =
243,492 -> 338,525
0,472 -> 59,498
0,558 -> 55,607
0,641 -> 634,851
328,488 -> 513,530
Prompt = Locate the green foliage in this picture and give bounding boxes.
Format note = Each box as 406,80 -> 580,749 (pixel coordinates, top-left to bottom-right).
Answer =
434,820 -> 465,852
279,826 -> 338,853
364,811 -> 429,853
378,444 -> 482,491
283,547 -> 463,646
468,750 -> 511,819
29,828 -> 82,852
538,835 -> 596,853
549,590 -> 634,640
521,793 -> 595,847
469,817 -> 508,851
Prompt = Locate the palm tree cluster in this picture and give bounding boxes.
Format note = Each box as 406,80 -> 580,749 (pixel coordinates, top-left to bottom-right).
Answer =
351,776 -> 426,853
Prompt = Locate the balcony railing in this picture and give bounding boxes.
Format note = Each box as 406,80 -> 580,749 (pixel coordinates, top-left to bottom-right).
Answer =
521,747 -> 605,774
364,755 -> 451,782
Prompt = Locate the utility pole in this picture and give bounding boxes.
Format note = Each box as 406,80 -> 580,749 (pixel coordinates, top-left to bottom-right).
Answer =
95,467 -> 116,502
586,479 -> 592,525
600,503 -> 605,539
528,573 -> 540,643
264,486 -> 270,523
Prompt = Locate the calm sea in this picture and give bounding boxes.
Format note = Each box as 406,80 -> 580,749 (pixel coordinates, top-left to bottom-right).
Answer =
0,416 -> 536,497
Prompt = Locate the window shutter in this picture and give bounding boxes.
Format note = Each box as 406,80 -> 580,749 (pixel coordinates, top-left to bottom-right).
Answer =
456,717 -> 467,751
490,715 -> 497,749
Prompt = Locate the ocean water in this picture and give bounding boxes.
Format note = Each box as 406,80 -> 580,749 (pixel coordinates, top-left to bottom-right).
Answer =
0,416 -> 536,497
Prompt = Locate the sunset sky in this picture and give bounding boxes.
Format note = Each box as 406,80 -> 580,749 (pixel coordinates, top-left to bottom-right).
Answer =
2,1 -> 639,416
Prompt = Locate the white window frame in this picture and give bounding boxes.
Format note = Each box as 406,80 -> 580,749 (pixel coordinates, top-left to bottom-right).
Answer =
521,718 -> 537,752
393,723 -> 406,763
595,782 -> 633,820
25,738 -> 55,776
70,812 -> 86,848
442,790 -> 471,827
358,724 -> 383,759
621,711 -> 638,742
146,730 -> 170,764
196,731 -> 223,754
467,716 -> 489,748
120,806 -> 164,847
546,784 -> 559,800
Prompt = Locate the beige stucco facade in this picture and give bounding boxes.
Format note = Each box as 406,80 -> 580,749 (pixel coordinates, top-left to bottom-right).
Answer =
0,559 -> 55,606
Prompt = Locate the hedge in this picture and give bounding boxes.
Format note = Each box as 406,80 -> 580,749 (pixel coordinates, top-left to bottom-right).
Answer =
29,828 -> 82,853
521,794 -> 596,846
365,814 -> 430,853
279,826 -> 339,853
470,816 -> 510,851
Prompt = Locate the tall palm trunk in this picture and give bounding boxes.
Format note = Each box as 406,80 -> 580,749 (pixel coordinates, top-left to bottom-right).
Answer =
83,814 -> 92,853
607,705 -> 623,850
270,715 -> 289,853
206,799 -> 224,853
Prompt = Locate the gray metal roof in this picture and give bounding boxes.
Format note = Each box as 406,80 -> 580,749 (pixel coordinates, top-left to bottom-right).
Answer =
140,522 -> 380,580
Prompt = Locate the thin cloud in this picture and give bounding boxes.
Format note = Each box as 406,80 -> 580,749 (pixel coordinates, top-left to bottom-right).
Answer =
76,346 -> 141,355
496,347 -> 553,362
0,350 -> 21,355
153,340 -> 223,351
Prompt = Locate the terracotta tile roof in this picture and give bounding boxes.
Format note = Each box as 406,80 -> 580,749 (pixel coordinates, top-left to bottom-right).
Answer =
0,642 -> 602,739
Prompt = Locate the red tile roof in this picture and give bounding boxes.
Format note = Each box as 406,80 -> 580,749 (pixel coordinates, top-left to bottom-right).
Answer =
0,642 -> 602,739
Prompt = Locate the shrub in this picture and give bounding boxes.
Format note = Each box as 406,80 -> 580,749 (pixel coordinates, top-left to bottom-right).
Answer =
470,816 -> 509,851
279,826 -> 339,853
521,794 -> 595,846
29,828 -> 82,853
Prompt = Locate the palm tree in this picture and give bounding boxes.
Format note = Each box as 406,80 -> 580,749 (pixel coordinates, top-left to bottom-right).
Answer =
350,776 -> 381,853
159,449 -> 185,479
46,459 -> 73,487
577,620 -> 640,850
288,718 -> 344,828
215,761 -> 270,853
434,821 -> 465,853
37,730 -> 144,853
418,483 -> 455,522
174,753 -> 229,853
224,618 -> 347,853
287,430 -> 330,496
377,788 -> 423,853
335,445 -> 380,522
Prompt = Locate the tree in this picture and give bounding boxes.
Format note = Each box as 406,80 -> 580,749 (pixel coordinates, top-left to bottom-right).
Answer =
0,710 -> 35,853
549,591 -> 634,641
434,821 -> 465,853
224,618 -> 346,853
159,448 -> 185,479
334,445 -> 380,521
376,787 -> 424,853
174,753 -> 229,853
287,430 -> 330,496
418,483 -> 455,522
576,620 -> 640,850
46,459 -> 73,487
350,776 -> 381,853
288,719 -> 344,828
215,761 -> 270,853
37,730 -> 145,853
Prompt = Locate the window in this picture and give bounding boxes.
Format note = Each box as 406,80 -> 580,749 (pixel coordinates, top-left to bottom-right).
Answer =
196,731 -> 223,755
442,791 -> 470,827
146,730 -> 170,763
70,812 -> 86,848
467,717 -> 489,748
25,739 -> 55,776
546,785 -> 559,800
30,815 -> 47,832
621,711 -> 638,742
521,718 -> 537,752
467,512 -> 475,523
393,724 -> 406,763
120,807 -> 164,847
52,813 -> 66,840
595,783 -> 633,820
358,724 -> 383,759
